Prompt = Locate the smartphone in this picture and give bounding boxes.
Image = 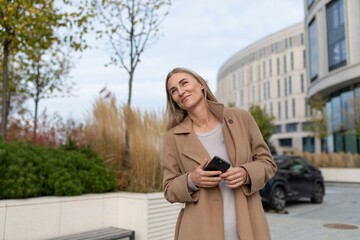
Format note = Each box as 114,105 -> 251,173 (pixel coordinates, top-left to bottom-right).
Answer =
204,155 -> 231,173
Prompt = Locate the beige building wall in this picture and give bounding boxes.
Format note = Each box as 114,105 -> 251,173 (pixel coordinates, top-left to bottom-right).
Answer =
216,23 -> 317,154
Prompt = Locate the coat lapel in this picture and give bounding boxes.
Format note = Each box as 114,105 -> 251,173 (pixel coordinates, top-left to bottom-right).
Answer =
173,116 -> 210,165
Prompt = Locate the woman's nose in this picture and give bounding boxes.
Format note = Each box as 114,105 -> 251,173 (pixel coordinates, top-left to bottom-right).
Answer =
178,88 -> 185,95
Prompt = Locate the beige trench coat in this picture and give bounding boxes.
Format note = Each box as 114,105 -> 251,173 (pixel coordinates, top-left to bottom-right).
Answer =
162,101 -> 277,240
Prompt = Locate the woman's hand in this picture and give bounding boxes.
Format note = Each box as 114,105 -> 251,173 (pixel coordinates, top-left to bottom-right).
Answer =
220,167 -> 248,188
189,160 -> 222,188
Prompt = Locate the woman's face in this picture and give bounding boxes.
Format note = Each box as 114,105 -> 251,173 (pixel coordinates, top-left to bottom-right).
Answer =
167,72 -> 204,111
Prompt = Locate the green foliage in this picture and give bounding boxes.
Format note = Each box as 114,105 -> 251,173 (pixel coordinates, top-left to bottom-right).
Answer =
0,141 -> 117,199
249,105 -> 276,149
0,0 -> 92,140
306,94 -> 328,139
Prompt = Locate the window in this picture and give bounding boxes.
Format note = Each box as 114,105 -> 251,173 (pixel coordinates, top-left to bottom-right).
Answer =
303,49 -> 307,68
275,124 -> 282,133
332,96 -> 342,131
240,89 -> 244,106
303,137 -> 315,152
277,79 -> 281,97
267,82 -> 271,99
289,37 -> 292,47
283,55 -> 287,73
290,52 -> 294,71
269,59 -> 272,76
263,82 -> 266,100
288,76 -> 292,95
285,100 -> 288,119
341,91 -> 355,130
249,66 -> 253,82
252,86 -> 255,102
279,138 -> 292,147
284,77 -> 287,96
301,74 -> 305,93
292,98 -> 296,118
270,102 -> 273,116
277,58 -> 280,75
286,123 -> 297,132
327,0 -> 346,70
263,61 -> 266,78
301,33 -> 304,45
305,98 -> 310,117
308,19 -> 318,80
278,102 -> 282,120
232,74 -> 236,89
307,0 -> 314,9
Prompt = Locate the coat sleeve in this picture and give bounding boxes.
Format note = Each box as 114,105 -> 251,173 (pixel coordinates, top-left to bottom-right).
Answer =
240,110 -> 277,196
161,131 -> 199,203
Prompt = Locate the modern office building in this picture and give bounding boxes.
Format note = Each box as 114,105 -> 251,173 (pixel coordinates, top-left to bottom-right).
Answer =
216,23 -> 316,154
305,0 -> 360,153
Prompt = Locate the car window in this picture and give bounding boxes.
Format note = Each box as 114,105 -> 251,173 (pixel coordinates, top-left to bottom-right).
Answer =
274,158 -> 291,169
290,158 -> 306,173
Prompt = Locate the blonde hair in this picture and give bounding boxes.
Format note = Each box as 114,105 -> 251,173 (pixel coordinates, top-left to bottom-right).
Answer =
165,67 -> 218,130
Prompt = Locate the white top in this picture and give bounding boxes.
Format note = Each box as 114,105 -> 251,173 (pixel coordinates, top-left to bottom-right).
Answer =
195,123 -> 240,240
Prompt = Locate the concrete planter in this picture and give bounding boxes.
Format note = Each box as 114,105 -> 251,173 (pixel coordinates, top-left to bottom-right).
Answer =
320,168 -> 360,183
0,192 -> 182,240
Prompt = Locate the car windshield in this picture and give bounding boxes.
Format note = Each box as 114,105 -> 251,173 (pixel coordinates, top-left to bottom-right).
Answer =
274,156 -> 310,170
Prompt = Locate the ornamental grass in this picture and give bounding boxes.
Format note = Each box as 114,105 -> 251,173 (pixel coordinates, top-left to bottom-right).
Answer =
84,96 -> 166,193
293,151 -> 360,168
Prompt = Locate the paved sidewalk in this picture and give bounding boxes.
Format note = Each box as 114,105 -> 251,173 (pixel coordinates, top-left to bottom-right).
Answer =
266,183 -> 360,240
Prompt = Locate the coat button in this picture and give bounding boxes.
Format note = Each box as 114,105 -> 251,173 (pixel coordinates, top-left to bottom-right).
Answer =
229,119 -> 233,124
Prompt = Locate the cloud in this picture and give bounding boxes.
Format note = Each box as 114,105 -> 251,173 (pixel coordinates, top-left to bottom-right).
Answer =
36,0 -> 304,121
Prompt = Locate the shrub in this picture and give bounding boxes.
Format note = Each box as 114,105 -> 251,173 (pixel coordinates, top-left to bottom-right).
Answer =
0,141 -> 117,199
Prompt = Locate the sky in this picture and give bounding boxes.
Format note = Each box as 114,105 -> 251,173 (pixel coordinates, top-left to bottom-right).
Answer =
32,0 -> 305,122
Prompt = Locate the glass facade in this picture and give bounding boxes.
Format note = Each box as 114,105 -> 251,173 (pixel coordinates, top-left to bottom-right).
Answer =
303,137 -> 315,152
308,19 -> 318,80
307,0 -> 315,9
325,86 -> 360,153
326,0 -> 346,70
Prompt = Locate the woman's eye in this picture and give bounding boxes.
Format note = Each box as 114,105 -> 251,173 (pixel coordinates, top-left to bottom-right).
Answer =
181,81 -> 188,86
170,89 -> 177,95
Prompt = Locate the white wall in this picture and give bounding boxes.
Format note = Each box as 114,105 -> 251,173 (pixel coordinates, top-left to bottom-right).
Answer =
0,192 -> 182,240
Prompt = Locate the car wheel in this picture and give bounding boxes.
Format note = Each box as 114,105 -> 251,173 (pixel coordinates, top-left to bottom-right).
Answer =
311,182 -> 324,203
270,187 -> 286,211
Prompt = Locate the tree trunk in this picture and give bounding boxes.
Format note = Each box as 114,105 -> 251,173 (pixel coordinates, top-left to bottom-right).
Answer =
33,98 -> 39,143
0,41 -> 10,141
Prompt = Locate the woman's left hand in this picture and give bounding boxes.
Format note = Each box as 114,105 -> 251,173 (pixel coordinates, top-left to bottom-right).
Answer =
220,167 -> 248,188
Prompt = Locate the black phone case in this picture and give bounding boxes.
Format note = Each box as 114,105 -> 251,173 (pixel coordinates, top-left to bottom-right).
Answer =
204,156 -> 230,173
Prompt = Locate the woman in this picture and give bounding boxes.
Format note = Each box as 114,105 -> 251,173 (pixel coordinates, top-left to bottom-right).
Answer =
162,67 -> 277,240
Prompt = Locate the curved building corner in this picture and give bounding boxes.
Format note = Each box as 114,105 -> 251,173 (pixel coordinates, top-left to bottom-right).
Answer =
216,23 -> 317,154
305,0 -> 360,153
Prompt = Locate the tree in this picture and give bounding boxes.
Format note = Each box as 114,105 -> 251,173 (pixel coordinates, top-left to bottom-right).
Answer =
92,0 -> 171,167
92,0 -> 171,106
17,43 -> 74,141
0,0 -> 90,141
248,105 -> 276,152
306,94 -> 328,151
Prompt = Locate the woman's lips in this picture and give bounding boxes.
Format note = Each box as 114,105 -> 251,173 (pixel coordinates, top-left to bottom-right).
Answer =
181,95 -> 190,103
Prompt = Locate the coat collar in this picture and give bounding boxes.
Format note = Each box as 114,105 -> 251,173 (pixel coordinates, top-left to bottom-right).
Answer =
173,101 -> 225,134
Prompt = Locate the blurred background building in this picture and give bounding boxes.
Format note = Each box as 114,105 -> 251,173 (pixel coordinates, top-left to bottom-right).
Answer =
216,0 -> 360,154
305,0 -> 360,154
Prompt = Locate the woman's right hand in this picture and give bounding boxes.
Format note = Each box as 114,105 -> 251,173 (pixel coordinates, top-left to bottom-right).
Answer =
189,160 -> 222,188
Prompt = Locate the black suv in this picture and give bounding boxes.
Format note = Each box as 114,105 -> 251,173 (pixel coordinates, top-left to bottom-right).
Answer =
260,155 -> 325,211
